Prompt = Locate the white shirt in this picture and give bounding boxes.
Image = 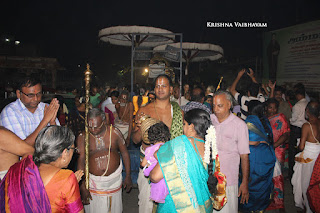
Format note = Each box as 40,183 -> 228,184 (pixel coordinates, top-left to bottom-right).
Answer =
101,97 -> 112,112
290,98 -> 308,128
170,96 -> 189,106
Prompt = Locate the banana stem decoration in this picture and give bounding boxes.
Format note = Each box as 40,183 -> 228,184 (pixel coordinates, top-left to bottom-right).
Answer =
84,64 -> 93,189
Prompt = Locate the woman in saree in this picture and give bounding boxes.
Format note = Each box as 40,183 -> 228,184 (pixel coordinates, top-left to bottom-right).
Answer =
239,100 -> 276,213
265,98 -> 290,212
150,109 -> 214,213
0,126 -> 84,213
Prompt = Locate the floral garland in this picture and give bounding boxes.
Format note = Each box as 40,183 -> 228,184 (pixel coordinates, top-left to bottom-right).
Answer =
203,125 -> 218,164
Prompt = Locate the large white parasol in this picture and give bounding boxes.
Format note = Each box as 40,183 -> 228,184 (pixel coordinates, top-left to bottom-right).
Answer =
153,42 -> 223,75
99,25 -> 175,47
99,25 -> 181,95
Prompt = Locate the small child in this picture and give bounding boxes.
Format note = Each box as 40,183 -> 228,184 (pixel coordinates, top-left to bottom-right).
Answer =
140,122 -> 171,203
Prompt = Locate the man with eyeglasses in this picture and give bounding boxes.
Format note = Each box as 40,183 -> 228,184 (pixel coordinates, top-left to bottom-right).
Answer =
0,76 -> 60,146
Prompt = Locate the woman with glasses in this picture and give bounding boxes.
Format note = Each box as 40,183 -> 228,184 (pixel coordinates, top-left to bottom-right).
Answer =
0,126 -> 84,213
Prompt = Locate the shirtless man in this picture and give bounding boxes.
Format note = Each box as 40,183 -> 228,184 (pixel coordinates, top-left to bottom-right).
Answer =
0,126 -> 34,180
132,74 -> 183,213
77,108 -> 132,213
115,90 -> 133,146
292,101 -> 320,212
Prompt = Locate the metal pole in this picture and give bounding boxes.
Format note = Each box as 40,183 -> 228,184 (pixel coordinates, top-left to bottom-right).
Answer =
131,35 -> 135,97
180,34 -> 183,102
84,64 -> 92,190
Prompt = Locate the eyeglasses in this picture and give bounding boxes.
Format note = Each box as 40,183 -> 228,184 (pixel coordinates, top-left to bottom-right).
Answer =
20,91 -> 43,98
67,147 -> 79,153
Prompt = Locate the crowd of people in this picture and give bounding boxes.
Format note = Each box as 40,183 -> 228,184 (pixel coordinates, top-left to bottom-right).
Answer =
0,69 -> 319,213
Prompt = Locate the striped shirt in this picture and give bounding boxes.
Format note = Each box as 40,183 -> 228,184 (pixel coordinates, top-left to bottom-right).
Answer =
0,99 -> 60,140
234,92 -> 265,120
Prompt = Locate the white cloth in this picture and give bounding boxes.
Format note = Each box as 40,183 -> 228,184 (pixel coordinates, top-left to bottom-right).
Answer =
291,142 -> 320,213
290,98 -> 308,128
137,147 -> 153,213
212,185 -> 238,213
101,97 -> 112,112
84,162 -> 123,213
0,170 -> 8,181
171,96 -> 189,106
114,120 -> 129,139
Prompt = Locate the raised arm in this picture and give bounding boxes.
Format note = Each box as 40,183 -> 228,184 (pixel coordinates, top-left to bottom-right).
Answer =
25,99 -> 59,146
229,69 -> 246,97
247,68 -> 258,84
268,80 -> 276,98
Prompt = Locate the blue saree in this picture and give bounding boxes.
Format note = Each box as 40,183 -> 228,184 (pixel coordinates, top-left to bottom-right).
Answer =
157,135 -> 213,213
239,115 -> 276,212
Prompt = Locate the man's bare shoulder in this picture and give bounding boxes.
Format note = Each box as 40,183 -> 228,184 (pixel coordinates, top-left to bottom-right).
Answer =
111,126 -> 126,146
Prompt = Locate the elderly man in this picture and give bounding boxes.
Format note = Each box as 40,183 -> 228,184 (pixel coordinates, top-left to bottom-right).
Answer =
132,74 -> 183,213
77,108 -> 132,213
211,90 -> 250,213
0,76 -> 59,146
0,126 -> 34,180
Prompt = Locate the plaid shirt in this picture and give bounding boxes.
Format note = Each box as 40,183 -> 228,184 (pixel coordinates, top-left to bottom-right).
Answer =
0,99 -> 60,140
180,101 -> 211,114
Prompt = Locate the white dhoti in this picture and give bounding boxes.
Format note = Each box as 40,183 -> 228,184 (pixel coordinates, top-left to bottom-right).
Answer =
0,170 -> 8,181
212,185 -> 238,213
291,142 -> 320,213
84,162 -> 123,213
137,146 -> 153,213
115,120 -> 129,139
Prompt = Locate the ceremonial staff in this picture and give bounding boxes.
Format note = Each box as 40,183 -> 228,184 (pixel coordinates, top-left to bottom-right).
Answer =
84,64 -> 93,189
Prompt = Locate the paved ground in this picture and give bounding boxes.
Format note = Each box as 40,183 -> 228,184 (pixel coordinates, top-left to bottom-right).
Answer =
122,179 -> 299,213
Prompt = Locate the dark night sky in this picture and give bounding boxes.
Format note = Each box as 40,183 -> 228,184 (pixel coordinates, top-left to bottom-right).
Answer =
1,0 -> 319,81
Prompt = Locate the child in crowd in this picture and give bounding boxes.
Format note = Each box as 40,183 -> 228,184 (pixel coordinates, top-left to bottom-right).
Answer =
140,121 -> 171,203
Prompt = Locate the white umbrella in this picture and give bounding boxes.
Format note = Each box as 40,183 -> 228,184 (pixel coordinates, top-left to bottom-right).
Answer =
153,42 -> 223,75
99,25 -> 175,47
